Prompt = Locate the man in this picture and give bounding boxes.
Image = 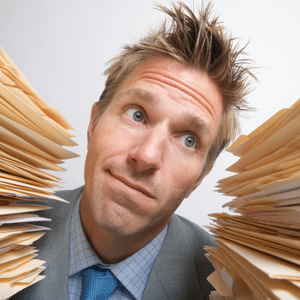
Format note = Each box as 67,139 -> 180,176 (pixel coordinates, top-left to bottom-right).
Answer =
12,2 -> 253,300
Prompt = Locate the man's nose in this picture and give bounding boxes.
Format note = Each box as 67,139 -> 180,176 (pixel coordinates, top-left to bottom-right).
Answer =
127,128 -> 166,173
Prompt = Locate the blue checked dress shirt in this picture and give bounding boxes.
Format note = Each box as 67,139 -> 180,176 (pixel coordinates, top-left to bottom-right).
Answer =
69,194 -> 168,300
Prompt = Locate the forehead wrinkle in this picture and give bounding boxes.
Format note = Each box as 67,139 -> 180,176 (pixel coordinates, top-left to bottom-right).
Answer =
134,68 -> 219,122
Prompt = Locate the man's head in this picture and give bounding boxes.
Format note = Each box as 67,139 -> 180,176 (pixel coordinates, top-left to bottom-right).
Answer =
81,2 -> 253,245
93,2 -> 253,177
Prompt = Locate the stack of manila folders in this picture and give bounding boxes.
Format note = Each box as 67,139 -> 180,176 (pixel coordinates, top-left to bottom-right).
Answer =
206,98 -> 300,299
0,47 -> 78,299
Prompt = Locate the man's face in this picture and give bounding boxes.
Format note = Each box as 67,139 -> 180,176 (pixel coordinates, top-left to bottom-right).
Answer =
82,56 -> 223,239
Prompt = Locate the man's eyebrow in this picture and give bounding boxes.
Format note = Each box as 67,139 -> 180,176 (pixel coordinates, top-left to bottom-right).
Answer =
117,88 -> 160,104
182,112 -> 213,138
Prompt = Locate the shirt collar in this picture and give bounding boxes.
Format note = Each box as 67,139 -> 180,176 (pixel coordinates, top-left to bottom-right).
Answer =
69,194 -> 168,300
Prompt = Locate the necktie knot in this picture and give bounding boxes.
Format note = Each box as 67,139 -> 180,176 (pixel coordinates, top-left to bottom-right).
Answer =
80,266 -> 119,300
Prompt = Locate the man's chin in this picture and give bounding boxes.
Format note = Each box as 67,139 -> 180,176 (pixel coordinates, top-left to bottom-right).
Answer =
93,208 -> 146,238
99,220 -> 146,238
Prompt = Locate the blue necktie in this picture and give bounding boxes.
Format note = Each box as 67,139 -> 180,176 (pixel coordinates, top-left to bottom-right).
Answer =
80,266 -> 119,300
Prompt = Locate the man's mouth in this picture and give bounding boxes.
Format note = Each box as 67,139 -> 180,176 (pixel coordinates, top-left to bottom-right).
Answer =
109,171 -> 155,199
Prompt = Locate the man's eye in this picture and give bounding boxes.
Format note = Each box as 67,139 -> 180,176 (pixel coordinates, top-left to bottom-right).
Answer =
179,134 -> 197,148
126,108 -> 144,123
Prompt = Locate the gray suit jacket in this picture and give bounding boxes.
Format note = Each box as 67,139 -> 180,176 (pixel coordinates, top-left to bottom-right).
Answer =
11,186 -> 216,300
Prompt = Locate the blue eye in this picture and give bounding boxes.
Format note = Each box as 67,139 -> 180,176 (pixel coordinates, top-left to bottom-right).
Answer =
126,108 -> 144,122
180,134 -> 196,148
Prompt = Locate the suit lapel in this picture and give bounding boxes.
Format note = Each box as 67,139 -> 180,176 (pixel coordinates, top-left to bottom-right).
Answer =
39,187 -> 84,299
142,214 -> 205,300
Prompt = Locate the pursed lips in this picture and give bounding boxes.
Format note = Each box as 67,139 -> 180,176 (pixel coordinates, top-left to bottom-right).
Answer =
109,171 -> 155,199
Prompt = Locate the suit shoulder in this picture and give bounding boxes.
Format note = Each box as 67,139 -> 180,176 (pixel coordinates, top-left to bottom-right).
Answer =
172,214 -> 217,248
50,186 -> 84,208
54,186 -> 84,201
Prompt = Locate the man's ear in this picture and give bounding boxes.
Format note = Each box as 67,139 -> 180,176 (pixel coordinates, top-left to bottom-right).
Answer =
184,163 -> 214,199
87,103 -> 99,149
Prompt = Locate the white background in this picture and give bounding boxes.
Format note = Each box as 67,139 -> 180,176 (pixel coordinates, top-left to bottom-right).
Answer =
1,0 -> 300,228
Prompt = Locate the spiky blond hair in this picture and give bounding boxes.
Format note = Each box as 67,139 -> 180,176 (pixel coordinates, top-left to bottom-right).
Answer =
95,1 -> 254,177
